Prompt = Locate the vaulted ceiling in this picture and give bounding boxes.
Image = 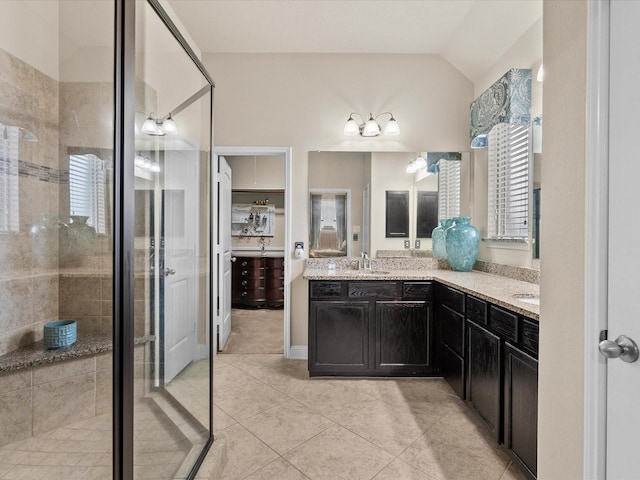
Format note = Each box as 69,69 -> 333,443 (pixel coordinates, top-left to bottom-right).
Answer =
168,0 -> 542,83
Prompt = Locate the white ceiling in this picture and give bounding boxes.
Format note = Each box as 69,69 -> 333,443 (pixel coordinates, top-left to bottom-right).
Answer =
168,0 -> 542,83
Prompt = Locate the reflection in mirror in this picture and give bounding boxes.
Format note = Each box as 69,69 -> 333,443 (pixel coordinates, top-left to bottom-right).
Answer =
416,191 -> 438,238
309,190 -> 350,257
385,190 -> 409,238
308,152 -> 369,257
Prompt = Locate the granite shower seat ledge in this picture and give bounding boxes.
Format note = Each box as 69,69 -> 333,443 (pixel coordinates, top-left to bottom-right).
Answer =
302,268 -> 539,320
0,333 -> 153,373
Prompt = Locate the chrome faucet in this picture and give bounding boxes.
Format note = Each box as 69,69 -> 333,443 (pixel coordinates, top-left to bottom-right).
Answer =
362,252 -> 371,271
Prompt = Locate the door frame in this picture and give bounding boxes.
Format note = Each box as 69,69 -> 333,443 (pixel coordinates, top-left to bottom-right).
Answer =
583,0 -> 609,477
211,146 -> 293,358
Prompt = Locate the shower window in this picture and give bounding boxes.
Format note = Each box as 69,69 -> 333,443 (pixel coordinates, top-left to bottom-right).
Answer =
69,154 -> 107,234
0,123 -> 19,233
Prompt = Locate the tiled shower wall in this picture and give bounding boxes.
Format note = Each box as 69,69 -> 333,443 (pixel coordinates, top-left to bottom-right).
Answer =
0,48 -> 61,356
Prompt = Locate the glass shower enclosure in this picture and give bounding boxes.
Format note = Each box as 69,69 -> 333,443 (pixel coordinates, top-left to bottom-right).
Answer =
0,1 -> 214,478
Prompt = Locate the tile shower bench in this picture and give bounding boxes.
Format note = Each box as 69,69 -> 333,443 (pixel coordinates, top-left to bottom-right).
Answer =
0,333 -> 151,447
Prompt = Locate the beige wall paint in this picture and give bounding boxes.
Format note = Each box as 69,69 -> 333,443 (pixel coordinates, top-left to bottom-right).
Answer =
204,52 -> 473,345
538,1 -> 587,477
0,1 -> 59,80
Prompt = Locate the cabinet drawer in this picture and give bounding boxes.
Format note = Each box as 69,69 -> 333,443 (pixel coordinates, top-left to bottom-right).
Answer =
310,281 -> 343,299
488,305 -> 518,343
348,281 -> 397,299
403,282 -> 433,300
520,319 -> 539,357
238,257 -> 265,268
440,305 -> 465,356
466,295 -> 487,325
440,285 -> 465,313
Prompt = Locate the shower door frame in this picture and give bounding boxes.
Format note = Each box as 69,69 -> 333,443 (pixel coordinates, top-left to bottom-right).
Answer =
113,1 -> 215,479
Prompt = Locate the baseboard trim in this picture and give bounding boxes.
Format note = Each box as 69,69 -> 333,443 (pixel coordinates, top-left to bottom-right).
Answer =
288,345 -> 308,360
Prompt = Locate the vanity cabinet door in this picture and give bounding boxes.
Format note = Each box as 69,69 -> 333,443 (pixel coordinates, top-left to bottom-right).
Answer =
309,301 -> 370,375
467,320 -> 502,443
375,301 -> 431,374
504,343 -> 538,479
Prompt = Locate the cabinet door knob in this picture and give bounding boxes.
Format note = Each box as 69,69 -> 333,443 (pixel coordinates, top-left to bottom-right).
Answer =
241,261 -> 248,266
231,257 -> 237,263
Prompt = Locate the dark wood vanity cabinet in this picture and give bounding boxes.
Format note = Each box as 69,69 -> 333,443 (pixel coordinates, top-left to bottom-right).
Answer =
467,320 -> 502,442
435,288 -> 538,479
435,284 -> 466,398
308,280 -> 435,376
504,342 -> 538,479
232,256 -> 284,308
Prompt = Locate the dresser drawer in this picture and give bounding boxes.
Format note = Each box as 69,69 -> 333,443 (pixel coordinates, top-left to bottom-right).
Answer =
466,295 -> 487,325
488,305 -> 518,343
439,285 -> 465,314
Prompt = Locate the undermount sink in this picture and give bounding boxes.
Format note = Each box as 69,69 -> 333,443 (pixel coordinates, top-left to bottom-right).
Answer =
512,294 -> 540,306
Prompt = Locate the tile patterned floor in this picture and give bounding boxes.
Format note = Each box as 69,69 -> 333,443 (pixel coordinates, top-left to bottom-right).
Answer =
204,354 -> 530,480
0,398 -> 207,480
0,353 -> 531,479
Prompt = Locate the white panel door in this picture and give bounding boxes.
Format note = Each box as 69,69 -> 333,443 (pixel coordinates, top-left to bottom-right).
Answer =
218,156 -> 233,350
163,149 -> 198,383
606,0 -> 640,476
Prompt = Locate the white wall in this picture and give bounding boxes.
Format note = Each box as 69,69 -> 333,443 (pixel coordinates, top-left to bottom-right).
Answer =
204,52 -> 473,345
538,1 -> 587,477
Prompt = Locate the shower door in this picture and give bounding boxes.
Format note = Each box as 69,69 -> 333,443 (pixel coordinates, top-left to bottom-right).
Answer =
161,149 -> 198,383
133,0 -> 213,478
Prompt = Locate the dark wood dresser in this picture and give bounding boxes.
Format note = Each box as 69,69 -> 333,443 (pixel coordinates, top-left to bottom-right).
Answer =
232,256 -> 284,309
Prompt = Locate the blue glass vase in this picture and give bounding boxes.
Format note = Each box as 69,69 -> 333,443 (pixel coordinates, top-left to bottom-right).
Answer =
445,216 -> 479,271
432,218 -> 455,259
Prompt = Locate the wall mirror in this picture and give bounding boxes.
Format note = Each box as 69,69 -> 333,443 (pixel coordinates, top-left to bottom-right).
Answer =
309,151 -> 451,258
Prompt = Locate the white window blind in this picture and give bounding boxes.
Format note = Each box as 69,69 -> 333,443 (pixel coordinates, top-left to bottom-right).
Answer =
69,154 -> 106,234
0,123 -> 20,234
487,123 -> 531,239
438,159 -> 461,220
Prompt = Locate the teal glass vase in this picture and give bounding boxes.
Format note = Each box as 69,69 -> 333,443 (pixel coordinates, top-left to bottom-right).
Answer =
445,216 -> 479,271
432,218 -> 455,259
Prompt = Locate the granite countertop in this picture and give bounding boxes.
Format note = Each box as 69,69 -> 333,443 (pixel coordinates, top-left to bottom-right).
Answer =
0,334 -> 154,373
302,267 -> 539,320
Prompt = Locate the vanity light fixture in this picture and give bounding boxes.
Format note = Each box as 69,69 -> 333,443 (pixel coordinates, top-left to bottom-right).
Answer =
405,154 -> 427,174
135,152 -> 161,173
344,112 -> 400,137
140,112 -> 177,136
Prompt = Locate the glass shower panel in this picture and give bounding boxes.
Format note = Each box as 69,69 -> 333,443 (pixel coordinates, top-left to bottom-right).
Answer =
0,0 -> 114,477
134,1 -> 211,478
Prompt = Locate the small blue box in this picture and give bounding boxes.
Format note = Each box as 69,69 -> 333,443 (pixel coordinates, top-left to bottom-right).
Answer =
44,320 -> 77,349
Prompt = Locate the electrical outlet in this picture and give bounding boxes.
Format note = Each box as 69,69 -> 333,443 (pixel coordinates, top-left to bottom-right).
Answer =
404,240 -> 410,249
353,233 -> 358,241
415,239 -> 421,249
